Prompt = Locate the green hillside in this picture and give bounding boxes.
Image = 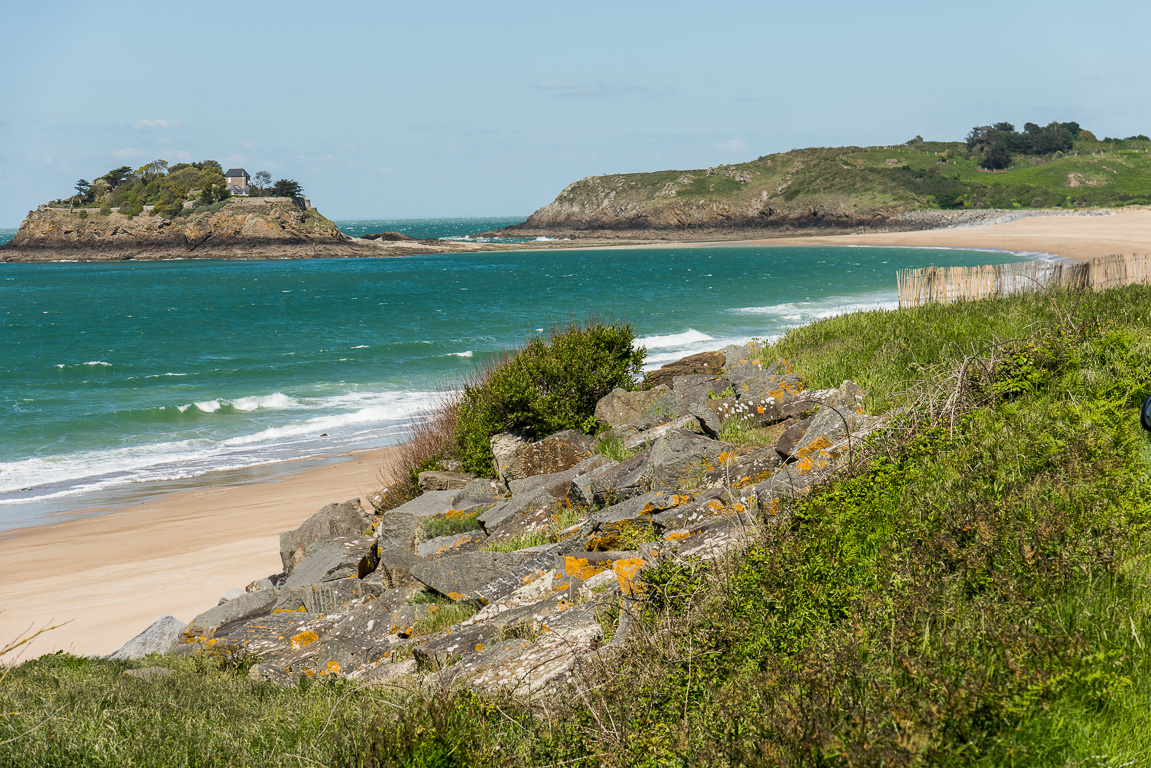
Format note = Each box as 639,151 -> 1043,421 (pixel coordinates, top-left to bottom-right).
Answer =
521,128 -> 1151,231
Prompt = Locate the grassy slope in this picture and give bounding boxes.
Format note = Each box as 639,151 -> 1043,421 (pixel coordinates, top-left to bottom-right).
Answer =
3,287 -> 1151,766
550,138 -> 1151,219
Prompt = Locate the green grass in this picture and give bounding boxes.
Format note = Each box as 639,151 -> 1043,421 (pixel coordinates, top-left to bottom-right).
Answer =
420,507 -> 484,540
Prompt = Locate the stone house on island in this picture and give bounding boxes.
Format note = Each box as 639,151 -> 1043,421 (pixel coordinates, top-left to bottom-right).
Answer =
224,168 -> 251,195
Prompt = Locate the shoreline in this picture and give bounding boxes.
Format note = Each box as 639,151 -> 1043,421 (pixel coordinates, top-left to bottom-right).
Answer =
0,445 -> 399,662
5,207 -> 1151,663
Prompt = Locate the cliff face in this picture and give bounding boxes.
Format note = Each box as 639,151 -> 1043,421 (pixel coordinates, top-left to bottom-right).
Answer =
1,200 -> 359,261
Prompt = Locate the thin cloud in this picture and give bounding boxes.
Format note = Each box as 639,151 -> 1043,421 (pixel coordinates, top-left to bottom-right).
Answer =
533,81 -> 672,99
134,118 -> 182,130
716,139 -> 748,153
113,147 -> 147,160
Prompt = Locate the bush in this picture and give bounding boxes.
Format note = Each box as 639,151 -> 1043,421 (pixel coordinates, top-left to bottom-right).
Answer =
455,321 -> 644,476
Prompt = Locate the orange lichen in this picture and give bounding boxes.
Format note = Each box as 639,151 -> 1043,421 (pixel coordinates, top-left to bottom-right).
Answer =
664,530 -> 698,542
564,556 -> 608,580
446,591 -> 466,601
291,630 -> 319,650
323,660 -> 341,675
613,557 -> 647,597
273,607 -> 307,614
475,643 -> 484,652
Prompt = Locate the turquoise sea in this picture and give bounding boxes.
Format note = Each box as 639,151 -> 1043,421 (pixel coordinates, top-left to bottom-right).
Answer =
0,216 -> 1030,532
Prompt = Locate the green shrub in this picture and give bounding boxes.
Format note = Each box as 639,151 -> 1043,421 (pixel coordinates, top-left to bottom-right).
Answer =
455,321 -> 644,476
420,508 -> 484,540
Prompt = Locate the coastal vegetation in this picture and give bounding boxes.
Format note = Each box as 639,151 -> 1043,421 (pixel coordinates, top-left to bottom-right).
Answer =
57,159 -> 304,219
3,285 -> 1150,766
513,122 -> 1151,232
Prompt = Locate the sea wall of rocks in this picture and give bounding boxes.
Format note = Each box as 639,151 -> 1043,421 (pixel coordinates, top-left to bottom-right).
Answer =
112,342 -> 885,697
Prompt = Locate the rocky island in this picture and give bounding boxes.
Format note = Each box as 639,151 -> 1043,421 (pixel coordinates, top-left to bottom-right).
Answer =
0,159 -> 482,261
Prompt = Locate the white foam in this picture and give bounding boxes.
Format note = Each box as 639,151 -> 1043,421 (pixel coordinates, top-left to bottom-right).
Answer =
637,329 -> 715,349
193,399 -> 222,413
231,393 -> 298,411
84,361 -> 112,367
448,351 -> 474,358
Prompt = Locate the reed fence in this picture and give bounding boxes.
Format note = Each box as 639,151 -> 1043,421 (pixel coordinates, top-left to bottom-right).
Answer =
896,252 -> 1151,308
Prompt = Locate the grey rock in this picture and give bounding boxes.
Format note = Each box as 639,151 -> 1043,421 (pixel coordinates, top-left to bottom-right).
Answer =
413,622 -> 505,670
108,616 -> 187,660
368,548 -> 428,590
417,530 -> 488,559
651,489 -> 733,530
775,416 -> 814,459
647,351 -> 727,390
470,531 -> 593,607
388,490 -> 464,519
589,447 -> 655,505
728,371 -> 806,404
190,589 -> 277,634
567,459 -> 618,506
409,551 -> 531,601
641,387 -> 681,421
622,414 -> 700,451
376,510 -> 422,552
279,498 -> 372,576
453,478 -> 504,506
485,501 -> 558,547
700,444 -> 783,490
245,576 -> 280,593
594,386 -> 669,427
718,341 -> 765,369
793,406 -> 873,457
282,535 -> 379,591
275,579 -> 381,614
521,429 -> 596,477
217,588 -> 247,606
508,454 -> 610,499
647,430 -> 734,493
672,374 -> 731,414
248,663 -> 296,687
418,471 -> 475,492
591,491 -> 690,527
690,394 -> 786,438
491,432 -> 530,484
478,486 -> 554,531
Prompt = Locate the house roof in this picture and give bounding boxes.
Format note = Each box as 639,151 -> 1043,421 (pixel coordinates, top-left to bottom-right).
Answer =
223,168 -> 249,179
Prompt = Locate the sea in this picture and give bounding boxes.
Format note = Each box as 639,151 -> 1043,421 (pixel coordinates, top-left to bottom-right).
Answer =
0,217 -> 1032,532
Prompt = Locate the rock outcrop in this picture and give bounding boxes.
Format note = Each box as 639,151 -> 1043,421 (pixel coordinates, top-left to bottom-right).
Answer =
142,342 -> 885,699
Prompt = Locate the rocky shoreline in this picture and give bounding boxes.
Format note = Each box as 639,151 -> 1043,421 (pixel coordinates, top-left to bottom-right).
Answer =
111,343 -> 883,696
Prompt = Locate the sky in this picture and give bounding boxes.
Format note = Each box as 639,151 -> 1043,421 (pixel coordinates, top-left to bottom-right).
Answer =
2,0 -> 1149,227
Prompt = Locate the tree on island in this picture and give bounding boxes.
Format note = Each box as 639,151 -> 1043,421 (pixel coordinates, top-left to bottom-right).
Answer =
270,179 -> 303,198
253,170 -> 272,195
74,179 -> 91,201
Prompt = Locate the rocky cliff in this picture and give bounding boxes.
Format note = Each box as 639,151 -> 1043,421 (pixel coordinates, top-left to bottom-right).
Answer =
0,200 -> 445,261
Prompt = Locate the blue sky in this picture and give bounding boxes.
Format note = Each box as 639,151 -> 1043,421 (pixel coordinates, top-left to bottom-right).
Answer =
1,0 -> 1148,226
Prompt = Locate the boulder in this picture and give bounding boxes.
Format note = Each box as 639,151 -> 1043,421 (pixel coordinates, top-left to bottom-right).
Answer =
281,535 -> 379,591
491,432 -> 530,484
417,471 -> 475,492
453,478 -> 504,507
275,579 -> 382,614
589,447 -> 655,505
718,341 -> 765,370
641,387 -> 680,421
622,414 -> 701,451
646,430 -> 735,493
520,429 -> 596,477
689,395 -> 784,437
594,385 -> 670,427
279,498 -> 372,575
484,501 -> 560,548
417,530 -> 488,560
388,490 -> 467,519
672,374 -> 731,414
367,548 -> 428,590
728,371 -> 806,404
775,416 -> 814,459
646,351 -> 726,390
409,551 -> 531,601
650,489 -> 732,530
792,405 -> 873,458
700,444 -> 783,491
108,616 -> 187,660
508,454 -> 610,499
376,510 -> 423,552
567,459 -> 619,507
217,587 -> 247,606
189,589 -> 277,635
478,486 -> 554,531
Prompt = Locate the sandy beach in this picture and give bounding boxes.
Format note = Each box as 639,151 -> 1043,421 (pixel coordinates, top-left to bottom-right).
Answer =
735,208 -> 1151,261
5,207 -> 1151,665
0,447 -> 399,662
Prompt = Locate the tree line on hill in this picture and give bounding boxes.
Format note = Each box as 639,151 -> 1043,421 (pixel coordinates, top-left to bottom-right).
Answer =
965,120 -> 1149,170
63,160 -> 305,218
